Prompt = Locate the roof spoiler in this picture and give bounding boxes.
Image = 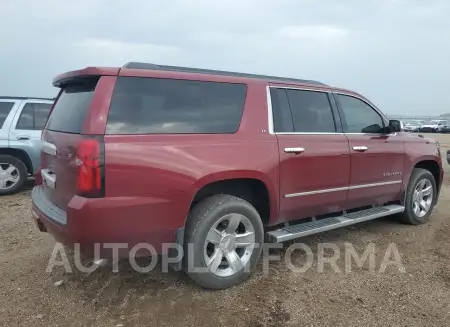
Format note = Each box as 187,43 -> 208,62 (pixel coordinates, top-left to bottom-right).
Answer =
122,62 -> 327,86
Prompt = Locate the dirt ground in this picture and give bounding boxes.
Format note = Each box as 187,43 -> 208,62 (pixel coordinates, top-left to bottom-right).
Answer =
1,133 -> 450,327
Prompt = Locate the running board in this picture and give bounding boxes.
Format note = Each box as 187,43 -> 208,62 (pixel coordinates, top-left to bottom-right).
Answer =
267,204 -> 405,243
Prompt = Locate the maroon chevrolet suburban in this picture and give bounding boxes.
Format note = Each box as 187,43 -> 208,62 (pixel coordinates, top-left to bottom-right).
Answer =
31,62 -> 444,289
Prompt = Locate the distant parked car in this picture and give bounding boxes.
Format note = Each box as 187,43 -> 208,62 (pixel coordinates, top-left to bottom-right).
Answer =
403,120 -> 426,132
0,97 -> 53,195
439,124 -> 450,133
419,120 -> 448,133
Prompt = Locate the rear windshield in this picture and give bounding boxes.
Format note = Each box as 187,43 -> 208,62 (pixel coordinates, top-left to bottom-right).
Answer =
45,77 -> 98,134
0,102 -> 14,129
106,77 -> 247,134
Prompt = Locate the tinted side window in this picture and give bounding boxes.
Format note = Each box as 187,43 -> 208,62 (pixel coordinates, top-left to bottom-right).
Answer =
16,103 -> 52,130
336,94 -> 384,133
285,89 -> 336,132
0,102 -> 14,129
106,77 -> 247,134
270,88 -> 294,133
16,104 -> 33,129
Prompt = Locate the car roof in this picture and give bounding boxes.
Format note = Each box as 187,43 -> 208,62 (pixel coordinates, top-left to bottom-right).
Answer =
122,62 -> 327,86
53,62 -> 328,88
53,62 -> 377,103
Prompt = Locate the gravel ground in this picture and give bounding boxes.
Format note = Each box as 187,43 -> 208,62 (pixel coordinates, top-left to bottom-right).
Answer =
1,133 -> 450,327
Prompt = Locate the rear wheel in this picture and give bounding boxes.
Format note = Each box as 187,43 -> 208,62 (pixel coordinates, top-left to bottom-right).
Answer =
399,168 -> 437,225
183,194 -> 264,289
0,155 -> 27,196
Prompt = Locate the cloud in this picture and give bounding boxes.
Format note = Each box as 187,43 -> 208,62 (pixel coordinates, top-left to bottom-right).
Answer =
74,38 -> 179,54
0,0 -> 449,114
280,25 -> 349,40
72,38 -> 181,67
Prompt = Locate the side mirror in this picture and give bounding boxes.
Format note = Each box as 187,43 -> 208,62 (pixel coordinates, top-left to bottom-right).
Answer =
389,120 -> 401,132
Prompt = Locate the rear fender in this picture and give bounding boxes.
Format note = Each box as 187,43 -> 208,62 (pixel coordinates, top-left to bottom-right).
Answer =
191,170 -> 279,223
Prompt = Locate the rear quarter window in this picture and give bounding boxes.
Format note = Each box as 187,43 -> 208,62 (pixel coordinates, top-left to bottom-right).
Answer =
0,102 -> 15,129
45,77 -> 98,134
106,77 -> 247,134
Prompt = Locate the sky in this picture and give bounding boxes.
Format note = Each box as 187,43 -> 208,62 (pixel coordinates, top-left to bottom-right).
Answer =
1,0 -> 449,116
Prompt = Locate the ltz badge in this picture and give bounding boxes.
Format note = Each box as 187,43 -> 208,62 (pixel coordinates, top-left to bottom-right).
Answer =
383,172 -> 402,177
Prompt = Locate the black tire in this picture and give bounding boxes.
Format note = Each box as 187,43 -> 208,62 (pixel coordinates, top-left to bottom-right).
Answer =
0,155 -> 27,196
183,194 -> 264,289
398,168 -> 437,225
0,155 -> 28,195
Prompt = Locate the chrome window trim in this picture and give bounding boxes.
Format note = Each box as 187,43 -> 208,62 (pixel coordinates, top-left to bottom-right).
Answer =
285,180 -> 403,198
271,85 -> 332,93
266,85 -> 395,136
273,132 -> 397,136
276,132 -> 344,135
266,85 -> 275,135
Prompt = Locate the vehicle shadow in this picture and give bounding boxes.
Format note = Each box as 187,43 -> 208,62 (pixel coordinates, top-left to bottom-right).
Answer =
52,255 -> 205,319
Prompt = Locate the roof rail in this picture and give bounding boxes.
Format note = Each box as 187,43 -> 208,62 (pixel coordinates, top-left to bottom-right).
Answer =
122,62 -> 327,86
0,96 -> 54,101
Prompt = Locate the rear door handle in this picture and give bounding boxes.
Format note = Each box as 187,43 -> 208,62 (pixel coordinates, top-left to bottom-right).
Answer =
284,147 -> 306,154
352,146 -> 368,152
17,135 -> 30,140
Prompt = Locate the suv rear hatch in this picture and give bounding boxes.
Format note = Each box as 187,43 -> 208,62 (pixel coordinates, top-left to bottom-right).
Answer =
40,76 -> 105,212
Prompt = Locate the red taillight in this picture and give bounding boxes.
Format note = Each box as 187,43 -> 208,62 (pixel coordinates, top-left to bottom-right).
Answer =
35,167 -> 43,186
76,137 -> 104,197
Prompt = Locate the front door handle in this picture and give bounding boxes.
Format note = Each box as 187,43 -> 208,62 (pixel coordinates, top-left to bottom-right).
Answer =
284,147 -> 306,154
17,135 -> 30,140
352,146 -> 368,152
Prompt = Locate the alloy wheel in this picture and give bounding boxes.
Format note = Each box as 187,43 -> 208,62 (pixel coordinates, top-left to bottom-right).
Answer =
412,178 -> 433,218
203,213 -> 256,277
0,163 -> 20,190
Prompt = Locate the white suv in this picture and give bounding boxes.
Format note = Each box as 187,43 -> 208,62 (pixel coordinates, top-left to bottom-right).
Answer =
420,120 -> 448,133
0,97 -> 53,195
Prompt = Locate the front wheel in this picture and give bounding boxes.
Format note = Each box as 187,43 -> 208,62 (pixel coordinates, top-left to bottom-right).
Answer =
398,168 -> 437,225
183,194 -> 264,289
